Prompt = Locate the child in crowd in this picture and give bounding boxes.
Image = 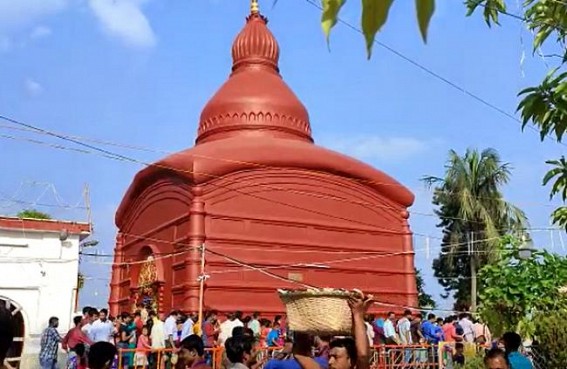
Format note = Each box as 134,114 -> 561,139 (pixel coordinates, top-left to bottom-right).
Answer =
266,322 -> 281,347
66,343 -> 87,369
134,326 -> 151,368
454,342 -> 465,366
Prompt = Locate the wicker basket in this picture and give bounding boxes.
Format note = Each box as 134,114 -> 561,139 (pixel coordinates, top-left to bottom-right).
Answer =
278,288 -> 353,335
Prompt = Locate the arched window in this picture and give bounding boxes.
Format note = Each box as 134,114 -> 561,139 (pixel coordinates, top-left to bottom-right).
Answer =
1,297 -> 25,369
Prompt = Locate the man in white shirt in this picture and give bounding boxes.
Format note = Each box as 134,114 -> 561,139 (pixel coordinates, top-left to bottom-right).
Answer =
218,312 -> 244,346
148,311 -> 165,369
81,307 -> 98,339
89,308 -> 114,343
397,310 -> 412,345
383,311 -> 400,344
164,310 -> 179,346
397,309 -> 413,364
459,313 -> 475,343
233,311 -> 244,329
248,312 -> 261,338
180,313 -> 195,341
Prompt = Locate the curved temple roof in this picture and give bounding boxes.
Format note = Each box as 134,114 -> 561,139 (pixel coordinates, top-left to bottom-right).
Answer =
115,7 -> 414,227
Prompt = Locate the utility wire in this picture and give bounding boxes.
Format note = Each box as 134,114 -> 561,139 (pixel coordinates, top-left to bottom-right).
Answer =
303,0 -> 567,147
0,120 -> 560,216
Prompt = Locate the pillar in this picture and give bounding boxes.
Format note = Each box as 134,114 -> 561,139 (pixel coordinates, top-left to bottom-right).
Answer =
184,186 -> 205,312
401,210 -> 418,308
108,232 -> 124,317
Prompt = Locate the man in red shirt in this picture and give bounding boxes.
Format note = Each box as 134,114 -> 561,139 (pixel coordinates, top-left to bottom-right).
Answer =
441,316 -> 462,342
133,311 -> 144,338
202,311 -> 219,348
62,316 -> 93,351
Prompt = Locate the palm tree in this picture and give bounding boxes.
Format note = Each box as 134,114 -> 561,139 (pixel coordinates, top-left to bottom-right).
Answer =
423,148 -> 527,311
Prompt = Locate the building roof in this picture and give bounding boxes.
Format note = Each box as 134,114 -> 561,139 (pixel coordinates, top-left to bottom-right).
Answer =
0,216 -> 91,238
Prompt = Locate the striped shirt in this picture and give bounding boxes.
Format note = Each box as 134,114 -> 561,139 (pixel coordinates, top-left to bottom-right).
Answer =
39,327 -> 61,360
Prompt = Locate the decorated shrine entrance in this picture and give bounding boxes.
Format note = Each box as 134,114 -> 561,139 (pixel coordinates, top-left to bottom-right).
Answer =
132,255 -> 159,313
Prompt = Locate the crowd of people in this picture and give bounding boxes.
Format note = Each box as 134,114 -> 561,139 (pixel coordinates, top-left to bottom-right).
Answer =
365,311 -> 492,347
35,304 -> 293,369
0,297 -> 536,369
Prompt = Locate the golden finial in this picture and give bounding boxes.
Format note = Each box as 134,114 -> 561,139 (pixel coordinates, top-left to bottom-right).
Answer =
251,0 -> 259,14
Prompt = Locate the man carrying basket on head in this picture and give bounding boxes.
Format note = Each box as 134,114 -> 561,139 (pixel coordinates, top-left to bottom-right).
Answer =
292,291 -> 374,369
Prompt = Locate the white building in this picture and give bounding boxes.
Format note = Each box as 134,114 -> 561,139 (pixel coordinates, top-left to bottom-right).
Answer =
0,215 -> 90,368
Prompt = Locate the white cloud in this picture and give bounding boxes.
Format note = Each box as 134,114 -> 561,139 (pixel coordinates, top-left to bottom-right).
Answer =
24,78 -> 43,97
30,25 -> 52,39
88,0 -> 156,49
321,135 -> 433,162
0,1 -> 65,51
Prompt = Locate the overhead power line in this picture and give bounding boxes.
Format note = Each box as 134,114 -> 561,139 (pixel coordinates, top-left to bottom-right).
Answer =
0,120 -> 560,212
302,0 -> 567,147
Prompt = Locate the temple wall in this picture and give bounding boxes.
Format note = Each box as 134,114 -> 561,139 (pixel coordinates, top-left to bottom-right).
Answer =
110,169 -> 417,316
200,168 -> 417,315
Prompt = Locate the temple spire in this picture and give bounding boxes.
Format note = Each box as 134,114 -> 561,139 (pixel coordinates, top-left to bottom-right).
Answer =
195,0 -> 313,144
251,0 -> 259,14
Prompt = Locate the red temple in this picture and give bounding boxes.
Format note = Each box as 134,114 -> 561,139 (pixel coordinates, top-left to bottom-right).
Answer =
109,6 -> 417,317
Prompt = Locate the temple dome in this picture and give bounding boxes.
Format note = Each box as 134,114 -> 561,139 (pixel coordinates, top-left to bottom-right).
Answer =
196,10 -> 313,144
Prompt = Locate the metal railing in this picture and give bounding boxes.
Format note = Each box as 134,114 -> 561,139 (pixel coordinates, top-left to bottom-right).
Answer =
114,343 -> 545,369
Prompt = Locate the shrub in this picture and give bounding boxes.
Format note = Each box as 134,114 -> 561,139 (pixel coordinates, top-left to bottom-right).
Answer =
533,310 -> 567,369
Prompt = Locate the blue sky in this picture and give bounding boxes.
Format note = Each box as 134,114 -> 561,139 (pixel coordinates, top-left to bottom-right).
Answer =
0,0 -> 565,311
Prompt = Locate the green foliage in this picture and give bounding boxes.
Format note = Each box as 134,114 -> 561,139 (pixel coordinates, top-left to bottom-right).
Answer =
518,70 -> 567,141
320,0 -> 345,46
544,156 -> 567,202
459,354 -> 485,369
17,209 -> 52,220
543,157 -> 567,231
533,310 -> 567,369
415,267 -> 436,309
320,0 -> 435,57
478,235 -> 567,337
416,0 -> 435,42
465,0 -> 506,27
360,0 -> 394,59
466,1 -> 567,231
423,148 -> 527,308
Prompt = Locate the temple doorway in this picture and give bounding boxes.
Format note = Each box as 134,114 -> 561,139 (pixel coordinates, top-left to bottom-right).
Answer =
1,297 -> 25,369
132,255 -> 159,313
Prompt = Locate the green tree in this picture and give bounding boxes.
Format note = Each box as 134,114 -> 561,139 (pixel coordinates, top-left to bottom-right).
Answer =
320,0 -> 567,232
478,235 -> 567,338
415,267 -> 437,309
17,209 -> 52,220
423,148 -> 527,311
